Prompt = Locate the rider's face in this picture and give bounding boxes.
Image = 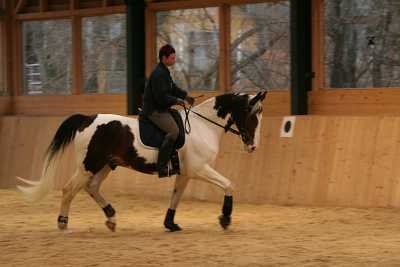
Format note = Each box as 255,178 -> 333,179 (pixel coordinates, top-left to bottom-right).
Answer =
163,53 -> 176,66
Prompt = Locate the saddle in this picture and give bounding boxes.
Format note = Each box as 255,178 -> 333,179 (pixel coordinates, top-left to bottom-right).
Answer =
138,109 -> 185,150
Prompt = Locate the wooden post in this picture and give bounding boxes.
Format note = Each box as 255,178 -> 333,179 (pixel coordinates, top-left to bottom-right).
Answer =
219,4 -> 230,92
145,7 -> 155,78
126,0 -> 146,115
71,16 -> 82,95
312,0 -> 324,91
103,0 -> 111,7
15,0 -> 26,14
39,0 -> 48,13
290,0 -> 312,115
70,0 -> 78,10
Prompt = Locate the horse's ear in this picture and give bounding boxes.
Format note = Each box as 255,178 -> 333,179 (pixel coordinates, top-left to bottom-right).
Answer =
259,90 -> 267,101
249,90 -> 267,106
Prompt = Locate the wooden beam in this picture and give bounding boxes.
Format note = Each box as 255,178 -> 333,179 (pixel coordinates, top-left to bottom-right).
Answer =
312,0 -> 323,91
16,5 -> 126,20
127,0 -> 146,115
10,94 -> 128,115
70,0 -> 78,10
12,21 -> 22,95
15,0 -> 26,14
39,0 -> 48,13
145,8 -> 155,77
103,0 -> 112,7
4,0 -> 13,97
71,16 -> 82,95
148,0 -> 272,11
290,0 -> 312,115
219,4 -> 230,92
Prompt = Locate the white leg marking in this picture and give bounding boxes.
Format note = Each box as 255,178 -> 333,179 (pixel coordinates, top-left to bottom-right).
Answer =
59,169 -> 91,218
169,175 -> 190,210
85,166 -> 111,209
195,164 -> 233,196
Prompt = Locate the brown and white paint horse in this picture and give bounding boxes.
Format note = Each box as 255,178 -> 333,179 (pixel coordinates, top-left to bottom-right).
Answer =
17,91 -> 266,232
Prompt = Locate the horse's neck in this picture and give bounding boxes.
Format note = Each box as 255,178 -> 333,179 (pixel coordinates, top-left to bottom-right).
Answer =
191,97 -> 228,139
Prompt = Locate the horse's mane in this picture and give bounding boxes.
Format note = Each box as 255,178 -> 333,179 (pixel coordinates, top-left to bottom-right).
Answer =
214,93 -> 250,119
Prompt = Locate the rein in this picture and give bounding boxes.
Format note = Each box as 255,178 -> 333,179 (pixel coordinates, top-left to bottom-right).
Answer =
182,105 -> 240,136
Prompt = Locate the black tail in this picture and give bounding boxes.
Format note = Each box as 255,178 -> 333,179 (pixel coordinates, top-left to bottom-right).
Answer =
47,114 -> 97,162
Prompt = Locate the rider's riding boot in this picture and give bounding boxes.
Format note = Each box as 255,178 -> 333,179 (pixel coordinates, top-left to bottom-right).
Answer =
157,137 -> 175,178
170,151 -> 180,175
169,150 -> 180,176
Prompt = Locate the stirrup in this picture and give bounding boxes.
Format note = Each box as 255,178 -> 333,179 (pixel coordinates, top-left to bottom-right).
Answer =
169,167 -> 180,176
158,165 -> 170,178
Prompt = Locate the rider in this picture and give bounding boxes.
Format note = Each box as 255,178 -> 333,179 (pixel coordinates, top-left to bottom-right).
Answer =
143,44 -> 194,178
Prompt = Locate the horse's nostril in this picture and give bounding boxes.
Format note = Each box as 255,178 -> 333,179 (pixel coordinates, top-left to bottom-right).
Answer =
251,146 -> 256,151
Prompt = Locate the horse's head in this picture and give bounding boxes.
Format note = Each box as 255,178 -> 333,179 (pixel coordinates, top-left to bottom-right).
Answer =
214,91 -> 267,153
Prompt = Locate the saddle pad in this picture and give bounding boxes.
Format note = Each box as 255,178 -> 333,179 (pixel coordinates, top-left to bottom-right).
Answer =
139,110 -> 185,150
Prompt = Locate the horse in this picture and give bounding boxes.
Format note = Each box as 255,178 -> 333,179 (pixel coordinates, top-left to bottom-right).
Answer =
16,91 -> 267,232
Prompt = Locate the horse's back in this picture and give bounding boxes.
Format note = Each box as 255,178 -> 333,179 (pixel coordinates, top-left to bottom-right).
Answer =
74,113 -> 140,149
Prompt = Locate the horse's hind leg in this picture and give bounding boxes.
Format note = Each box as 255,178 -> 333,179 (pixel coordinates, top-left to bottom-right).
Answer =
58,169 -> 91,230
84,166 -> 116,232
164,175 -> 189,232
196,164 -> 234,230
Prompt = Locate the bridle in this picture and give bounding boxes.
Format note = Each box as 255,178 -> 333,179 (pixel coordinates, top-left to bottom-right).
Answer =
188,108 -> 240,136
182,103 -> 257,145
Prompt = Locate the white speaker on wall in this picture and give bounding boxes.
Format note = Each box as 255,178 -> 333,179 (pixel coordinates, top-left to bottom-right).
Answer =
280,116 -> 296,138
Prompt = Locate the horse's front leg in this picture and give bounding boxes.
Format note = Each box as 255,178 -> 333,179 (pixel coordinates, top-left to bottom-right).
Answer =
164,175 -> 189,232
196,164 -> 233,229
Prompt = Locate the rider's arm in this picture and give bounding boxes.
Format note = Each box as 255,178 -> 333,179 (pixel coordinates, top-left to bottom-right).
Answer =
171,81 -> 187,100
151,73 -> 181,109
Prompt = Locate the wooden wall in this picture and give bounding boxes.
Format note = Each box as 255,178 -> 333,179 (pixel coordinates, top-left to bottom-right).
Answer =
0,91 -> 290,116
310,89 -> 400,115
0,96 -> 11,114
7,89 -> 400,116
2,112 -> 400,208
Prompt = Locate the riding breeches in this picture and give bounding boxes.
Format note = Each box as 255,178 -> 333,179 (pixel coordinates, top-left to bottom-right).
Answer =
147,111 -> 179,142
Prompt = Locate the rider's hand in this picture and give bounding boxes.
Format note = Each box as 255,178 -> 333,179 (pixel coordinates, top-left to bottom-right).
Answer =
185,96 -> 195,106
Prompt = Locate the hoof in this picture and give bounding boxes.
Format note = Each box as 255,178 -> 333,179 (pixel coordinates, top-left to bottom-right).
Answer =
57,215 -> 68,231
219,215 -> 231,229
58,222 -> 68,231
105,221 -> 116,232
164,222 -> 182,232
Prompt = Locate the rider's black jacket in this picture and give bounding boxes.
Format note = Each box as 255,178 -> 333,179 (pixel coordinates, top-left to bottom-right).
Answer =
143,63 -> 187,115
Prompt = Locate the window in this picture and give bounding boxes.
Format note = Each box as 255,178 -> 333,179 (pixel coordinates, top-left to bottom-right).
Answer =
325,0 -> 400,88
156,8 -> 219,91
82,14 -> 127,94
231,2 -> 290,92
22,20 -> 72,95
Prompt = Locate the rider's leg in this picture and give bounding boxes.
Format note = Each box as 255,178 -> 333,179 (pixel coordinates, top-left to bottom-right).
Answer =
148,111 -> 179,178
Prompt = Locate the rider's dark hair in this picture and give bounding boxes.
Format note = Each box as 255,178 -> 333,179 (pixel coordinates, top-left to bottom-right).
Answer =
159,44 -> 176,62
